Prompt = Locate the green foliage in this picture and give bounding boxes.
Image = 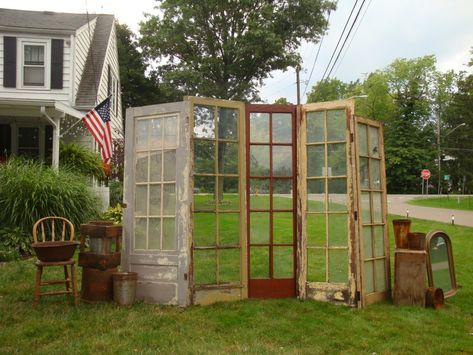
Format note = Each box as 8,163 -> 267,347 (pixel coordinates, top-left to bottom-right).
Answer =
101,204 -> 123,225
59,142 -> 105,181
274,97 -> 291,104
307,78 -> 353,102
109,180 -> 123,207
0,227 -> 32,261
0,158 -> 101,235
140,0 -> 335,101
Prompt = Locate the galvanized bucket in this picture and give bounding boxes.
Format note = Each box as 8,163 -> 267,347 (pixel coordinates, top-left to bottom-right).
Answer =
112,272 -> 137,306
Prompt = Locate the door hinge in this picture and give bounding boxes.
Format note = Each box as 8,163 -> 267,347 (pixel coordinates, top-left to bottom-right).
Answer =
354,211 -> 358,221
355,290 -> 361,302
350,133 -> 354,142
184,273 -> 188,281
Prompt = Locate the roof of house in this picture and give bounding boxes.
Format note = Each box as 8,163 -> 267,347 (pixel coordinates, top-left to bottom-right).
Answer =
75,15 -> 115,108
0,8 -> 98,31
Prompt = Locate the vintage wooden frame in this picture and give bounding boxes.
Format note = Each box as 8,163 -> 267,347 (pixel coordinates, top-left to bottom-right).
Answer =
425,230 -> 457,298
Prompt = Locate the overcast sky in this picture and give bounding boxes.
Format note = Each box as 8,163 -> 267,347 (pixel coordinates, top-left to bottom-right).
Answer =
2,0 -> 473,104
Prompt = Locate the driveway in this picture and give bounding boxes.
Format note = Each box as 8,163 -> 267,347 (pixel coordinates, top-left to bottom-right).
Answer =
387,194 -> 473,227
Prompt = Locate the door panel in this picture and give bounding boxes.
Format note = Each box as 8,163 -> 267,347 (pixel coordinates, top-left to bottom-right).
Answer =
247,104 -> 297,298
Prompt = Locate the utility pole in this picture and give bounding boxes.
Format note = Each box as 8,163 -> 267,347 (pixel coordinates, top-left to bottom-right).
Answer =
296,65 -> 301,105
437,110 -> 441,195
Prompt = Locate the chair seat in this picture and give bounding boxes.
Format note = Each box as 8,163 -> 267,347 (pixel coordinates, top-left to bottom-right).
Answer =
35,259 -> 75,267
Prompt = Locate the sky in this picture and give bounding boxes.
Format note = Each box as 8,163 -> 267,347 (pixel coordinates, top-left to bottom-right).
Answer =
2,0 -> 473,104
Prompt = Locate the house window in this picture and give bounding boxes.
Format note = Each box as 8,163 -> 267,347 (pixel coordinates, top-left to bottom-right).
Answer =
18,127 -> 40,159
23,44 -> 46,87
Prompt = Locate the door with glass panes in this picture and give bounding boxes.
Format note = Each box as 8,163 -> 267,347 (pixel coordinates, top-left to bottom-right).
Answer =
247,104 -> 297,298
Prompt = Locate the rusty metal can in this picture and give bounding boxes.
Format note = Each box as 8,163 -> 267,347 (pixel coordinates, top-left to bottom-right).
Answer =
112,272 -> 138,306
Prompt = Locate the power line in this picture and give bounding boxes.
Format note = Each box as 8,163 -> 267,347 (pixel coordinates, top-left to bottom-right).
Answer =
325,0 -> 367,80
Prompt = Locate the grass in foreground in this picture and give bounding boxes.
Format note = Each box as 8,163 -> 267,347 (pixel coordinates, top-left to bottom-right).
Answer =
409,195 -> 473,211
1,216 -> 473,354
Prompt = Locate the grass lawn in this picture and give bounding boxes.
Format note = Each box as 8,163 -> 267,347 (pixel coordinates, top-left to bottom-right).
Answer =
409,195 -> 473,211
1,214 -> 473,353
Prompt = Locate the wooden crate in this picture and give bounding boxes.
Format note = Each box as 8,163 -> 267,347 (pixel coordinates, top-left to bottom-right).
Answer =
393,249 -> 427,306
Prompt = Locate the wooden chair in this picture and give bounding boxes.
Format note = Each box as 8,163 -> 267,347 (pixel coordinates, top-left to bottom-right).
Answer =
32,217 -> 79,305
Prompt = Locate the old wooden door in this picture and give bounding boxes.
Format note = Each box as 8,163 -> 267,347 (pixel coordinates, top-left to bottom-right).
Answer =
122,101 -> 190,306
246,104 -> 298,298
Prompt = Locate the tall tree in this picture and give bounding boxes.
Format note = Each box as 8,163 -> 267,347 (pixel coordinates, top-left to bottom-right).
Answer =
306,78 -> 351,102
140,0 -> 335,101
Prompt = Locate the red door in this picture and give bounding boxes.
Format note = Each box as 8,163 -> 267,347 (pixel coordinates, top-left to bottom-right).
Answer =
246,104 -> 297,298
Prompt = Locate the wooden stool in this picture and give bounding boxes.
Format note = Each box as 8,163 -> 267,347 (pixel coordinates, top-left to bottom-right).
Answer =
32,217 -> 79,306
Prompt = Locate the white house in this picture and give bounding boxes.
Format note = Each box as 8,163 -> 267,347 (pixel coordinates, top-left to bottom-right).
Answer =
0,8 -> 123,167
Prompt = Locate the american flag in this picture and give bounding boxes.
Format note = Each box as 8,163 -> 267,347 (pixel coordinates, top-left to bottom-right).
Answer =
82,97 -> 112,163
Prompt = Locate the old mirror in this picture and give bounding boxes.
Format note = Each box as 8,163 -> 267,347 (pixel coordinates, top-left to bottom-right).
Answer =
425,230 -> 457,298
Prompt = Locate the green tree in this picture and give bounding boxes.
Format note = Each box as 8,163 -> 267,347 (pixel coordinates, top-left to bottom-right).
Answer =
140,0 -> 335,101
274,97 -> 291,105
306,78 -> 350,102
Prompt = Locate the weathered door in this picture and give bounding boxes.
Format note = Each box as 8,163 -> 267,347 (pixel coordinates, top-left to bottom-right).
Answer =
122,102 -> 190,306
246,104 -> 297,298
355,117 -> 390,306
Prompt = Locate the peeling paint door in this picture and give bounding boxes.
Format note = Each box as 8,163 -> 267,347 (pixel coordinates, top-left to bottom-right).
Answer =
246,104 -> 297,298
122,102 -> 190,306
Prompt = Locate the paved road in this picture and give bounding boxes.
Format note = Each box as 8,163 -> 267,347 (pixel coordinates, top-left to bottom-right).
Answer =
387,194 -> 473,227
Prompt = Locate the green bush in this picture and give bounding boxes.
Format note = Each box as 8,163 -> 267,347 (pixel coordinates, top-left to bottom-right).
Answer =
0,227 -> 31,261
59,141 -> 105,181
102,204 -> 123,224
109,180 -> 123,207
0,158 -> 101,237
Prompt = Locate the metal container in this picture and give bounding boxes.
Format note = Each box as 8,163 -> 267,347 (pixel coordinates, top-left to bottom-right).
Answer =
425,287 -> 444,309
89,237 -> 113,254
81,267 -> 117,303
113,272 -> 138,306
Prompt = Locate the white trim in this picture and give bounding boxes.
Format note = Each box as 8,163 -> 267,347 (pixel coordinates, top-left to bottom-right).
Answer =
54,101 -> 85,120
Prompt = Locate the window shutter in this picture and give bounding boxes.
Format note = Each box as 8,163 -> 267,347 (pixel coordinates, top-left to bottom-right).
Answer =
3,36 -> 17,88
50,39 -> 64,89
107,64 -> 111,95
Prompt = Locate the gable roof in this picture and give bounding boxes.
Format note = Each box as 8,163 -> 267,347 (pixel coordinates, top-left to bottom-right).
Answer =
0,8 -> 97,32
75,15 -> 115,108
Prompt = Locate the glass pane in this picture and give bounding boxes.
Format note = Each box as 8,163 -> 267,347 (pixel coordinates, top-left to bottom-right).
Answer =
272,113 -> 292,143
307,215 -> 326,246
430,236 -> 452,292
364,261 -> 374,293
250,145 -> 269,176
274,247 -> 293,278
218,142 -> 238,174
149,118 -> 162,150
135,152 -> 148,183
164,116 -> 178,148
163,184 -> 176,215
307,145 -> 325,177
218,108 -> 238,140
194,250 -> 216,284
18,127 -> 39,147
194,139 -> 215,174
307,111 -> 325,143
327,109 -> 346,141
360,157 -> 369,189
136,120 -> 148,150
369,126 -> 380,158
272,146 -> 292,176
148,218 -> 161,249
328,179 -> 347,211
371,159 -> 381,189
24,67 -> 45,86
307,179 -> 325,212
250,212 -> 269,244
273,179 -> 293,210
328,214 -> 347,247
220,177 -> 239,211
273,212 -> 293,244
361,192 -> 371,224
149,184 -> 161,216
363,227 -> 373,259
24,45 -> 44,64
357,123 -> 368,156
374,259 -> 386,292
194,105 -> 215,138
250,113 -> 269,143
135,185 -> 148,216
372,192 -> 383,223
194,176 -> 215,211
327,143 -> 346,176
250,179 -> 270,210
149,151 -> 162,182
162,218 -> 176,250
374,226 -> 384,257
194,213 -> 216,246
329,249 -> 348,283
250,247 -> 269,278
134,218 -> 147,250
163,150 -> 175,181
219,213 -> 240,245
307,248 -> 326,282
219,249 -> 240,283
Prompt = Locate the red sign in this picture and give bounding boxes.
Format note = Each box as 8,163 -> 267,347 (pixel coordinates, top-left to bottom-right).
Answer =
421,169 -> 431,180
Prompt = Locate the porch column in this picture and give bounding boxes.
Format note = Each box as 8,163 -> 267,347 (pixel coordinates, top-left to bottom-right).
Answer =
52,117 -> 61,169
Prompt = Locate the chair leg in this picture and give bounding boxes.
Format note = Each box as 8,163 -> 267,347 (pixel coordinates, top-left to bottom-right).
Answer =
71,264 -> 79,306
64,265 -> 71,292
34,265 -> 43,305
